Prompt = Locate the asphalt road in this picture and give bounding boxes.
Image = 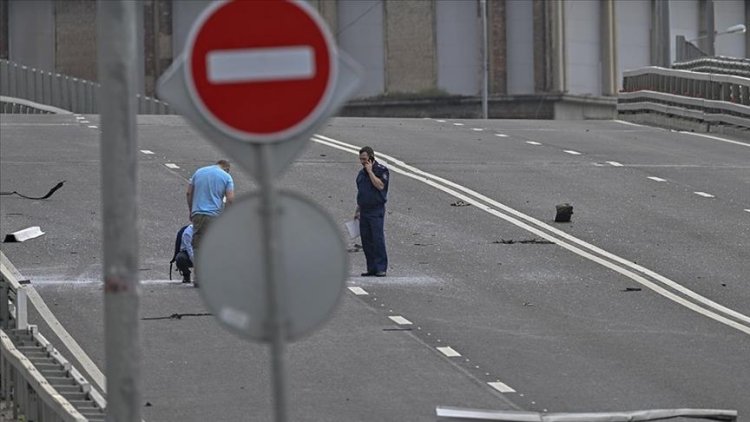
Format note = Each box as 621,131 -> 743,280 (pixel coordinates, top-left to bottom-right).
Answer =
1,114 -> 748,421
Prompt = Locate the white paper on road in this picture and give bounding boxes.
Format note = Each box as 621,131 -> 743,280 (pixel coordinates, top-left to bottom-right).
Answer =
345,220 -> 359,239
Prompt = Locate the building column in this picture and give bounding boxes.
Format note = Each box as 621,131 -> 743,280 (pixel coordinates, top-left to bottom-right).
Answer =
698,0 -> 715,56
532,0 -> 548,92
600,0 -> 618,96
745,0 -> 749,57
0,1 -> 8,59
489,0 -> 506,95
548,0 -> 565,93
650,0 -> 670,66
143,0 -> 172,97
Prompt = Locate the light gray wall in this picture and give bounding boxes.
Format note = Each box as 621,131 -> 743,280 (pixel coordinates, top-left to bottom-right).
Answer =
436,0 -> 480,96
172,0 -> 212,58
670,0 -> 699,63
616,0 -> 650,89
506,0 -> 534,95
8,0 -> 54,70
565,0 -> 601,95
713,0 -> 746,58
337,0 -> 385,98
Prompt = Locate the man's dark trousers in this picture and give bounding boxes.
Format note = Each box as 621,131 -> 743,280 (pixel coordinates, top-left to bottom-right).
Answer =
359,206 -> 387,273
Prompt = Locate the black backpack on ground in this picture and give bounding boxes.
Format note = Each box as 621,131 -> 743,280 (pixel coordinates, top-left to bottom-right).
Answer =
169,225 -> 189,280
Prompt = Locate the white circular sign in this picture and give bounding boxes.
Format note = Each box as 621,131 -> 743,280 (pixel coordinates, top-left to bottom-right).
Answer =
196,191 -> 348,341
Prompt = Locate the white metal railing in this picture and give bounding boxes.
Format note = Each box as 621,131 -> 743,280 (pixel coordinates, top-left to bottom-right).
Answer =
619,66 -> 750,130
436,406 -> 739,421
0,59 -> 171,115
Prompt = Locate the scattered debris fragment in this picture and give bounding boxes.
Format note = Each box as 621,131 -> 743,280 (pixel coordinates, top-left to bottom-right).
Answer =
3,226 -> 45,243
555,203 -> 573,222
450,200 -> 471,207
0,180 -> 65,200
347,244 -> 363,253
491,239 -> 553,245
622,287 -> 642,292
141,312 -> 212,321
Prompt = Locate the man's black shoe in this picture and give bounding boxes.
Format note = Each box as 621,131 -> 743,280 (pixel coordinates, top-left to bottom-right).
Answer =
374,271 -> 387,277
182,276 -> 191,284
361,272 -> 375,277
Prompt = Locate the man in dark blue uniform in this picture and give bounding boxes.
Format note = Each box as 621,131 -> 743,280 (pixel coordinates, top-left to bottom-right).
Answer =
355,146 -> 389,277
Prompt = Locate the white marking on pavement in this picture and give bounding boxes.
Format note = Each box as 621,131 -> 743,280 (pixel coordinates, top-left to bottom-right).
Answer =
564,150 -> 581,155
495,134 -> 508,138
472,128 -> 484,131
437,346 -> 461,357
694,192 -> 715,198
680,131 -> 750,148
488,381 -> 516,393
311,133 -> 750,335
526,141 -> 541,145
436,119 -> 446,123
164,163 -> 180,169
453,123 -> 464,126
647,176 -> 667,182
388,315 -> 412,325
80,120 -> 90,124
88,125 -> 98,129
348,286 -> 368,295
140,150 -> 155,155
745,209 -> 750,213
606,161 -> 623,167
75,116 -> 85,120
614,120 -> 643,127
207,46 -> 314,83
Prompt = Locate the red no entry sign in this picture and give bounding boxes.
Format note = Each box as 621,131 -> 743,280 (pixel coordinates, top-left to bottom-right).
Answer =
185,0 -> 338,142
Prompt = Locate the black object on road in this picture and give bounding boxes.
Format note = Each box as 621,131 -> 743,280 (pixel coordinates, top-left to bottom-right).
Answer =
555,203 -> 573,222
0,181 -> 65,200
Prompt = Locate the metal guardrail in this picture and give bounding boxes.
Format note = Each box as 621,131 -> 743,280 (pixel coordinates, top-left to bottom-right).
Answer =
673,56 -> 750,78
1,252 -> 106,421
619,66 -> 750,131
0,59 -> 171,114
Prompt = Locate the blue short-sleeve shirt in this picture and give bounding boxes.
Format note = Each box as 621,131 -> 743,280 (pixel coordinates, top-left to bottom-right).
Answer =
190,165 -> 234,217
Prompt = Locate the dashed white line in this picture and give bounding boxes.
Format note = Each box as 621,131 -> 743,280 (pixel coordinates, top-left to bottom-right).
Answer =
745,209 -> 750,213
437,346 -> 461,357
647,176 -> 667,182
525,141 -> 541,145
436,119 -> 446,123
140,150 -> 155,155
606,161 -> 623,167
472,128 -> 484,132
495,134 -> 508,138
347,286 -> 368,296
488,381 -> 516,393
75,116 -> 85,120
164,163 -> 180,169
88,125 -> 98,129
388,316 -> 412,325
453,123 -> 464,126
694,192 -> 715,198
564,150 -> 581,155
80,120 -> 90,124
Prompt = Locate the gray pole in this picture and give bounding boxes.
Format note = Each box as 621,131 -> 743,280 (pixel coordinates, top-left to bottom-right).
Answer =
97,1 -> 142,421
256,143 -> 288,422
481,0 -> 489,119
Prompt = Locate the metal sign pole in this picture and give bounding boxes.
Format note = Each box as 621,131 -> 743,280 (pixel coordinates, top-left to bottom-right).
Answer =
97,1 -> 142,420
256,143 -> 288,422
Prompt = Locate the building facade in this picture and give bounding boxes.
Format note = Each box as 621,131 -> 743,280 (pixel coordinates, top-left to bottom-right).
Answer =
0,0 -> 748,117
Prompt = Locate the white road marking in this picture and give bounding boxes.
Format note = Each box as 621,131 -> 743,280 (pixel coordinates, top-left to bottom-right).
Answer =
647,176 -> 667,182
207,46 -> 314,83
680,131 -> 750,148
606,161 -> 623,167
453,123 -> 465,126
164,163 -> 180,169
437,346 -> 461,357
525,141 -> 541,145
80,120 -> 90,124
75,115 -> 85,120
472,128 -> 484,131
614,119 -> 643,127
348,286 -> 368,295
495,134 -> 508,138
140,150 -> 155,155
388,315 -> 412,325
311,133 -> 750,335
694,192 -> 715,198
488,381 -> 516,393
436,119 -> 446,123
88,125 -> 98,129
564,150 -> 581,155
745,209 -> 750,213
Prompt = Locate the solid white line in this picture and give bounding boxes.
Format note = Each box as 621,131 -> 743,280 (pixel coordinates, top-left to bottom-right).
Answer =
495,134 -> 508,138
437,346 -> 461,357
488,381 -> 516,393
606,161 -> 623,167
472,128 -> 484,131
694,192 -> 715,198
389,316 -> 412,325
564,150 -> 581,155
647,176 -> 667,182
311,133 -> 750,334
680,131 -> 750,148
453,123 -> 464,126
164,163 -> 180,169
614,119 -> 643,127
207,46 -> 314,83
348,286 -> 368,296
140,150 -> 155,155
526,141 -> 541,145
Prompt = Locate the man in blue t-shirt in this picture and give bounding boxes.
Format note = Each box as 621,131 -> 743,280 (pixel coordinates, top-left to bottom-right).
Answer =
354,146 -> 389,277
186,160 -> 234,286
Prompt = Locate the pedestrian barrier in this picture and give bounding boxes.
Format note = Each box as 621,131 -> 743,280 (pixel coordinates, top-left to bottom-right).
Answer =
0,59 -> 171,115
1,252 -> 106,421
619,66 -> 750,132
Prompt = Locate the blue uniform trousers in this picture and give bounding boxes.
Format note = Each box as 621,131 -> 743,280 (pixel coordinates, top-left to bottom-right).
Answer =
359,207 -> 387,273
